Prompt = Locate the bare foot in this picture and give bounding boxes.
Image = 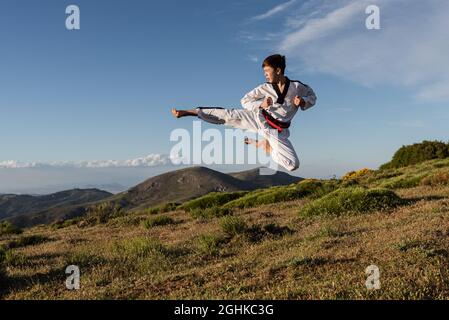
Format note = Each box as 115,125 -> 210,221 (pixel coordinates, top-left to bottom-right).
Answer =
171,108 -> 183,118
171,108 -> 198,118
244,136 -> 259,145
245,137 -> 271,154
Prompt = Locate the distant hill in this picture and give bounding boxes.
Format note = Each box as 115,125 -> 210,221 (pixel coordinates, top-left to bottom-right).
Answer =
115,166 -> 302,211
83,183 -> 127,194
1,189 -> 112,227
1,167 -> 302,227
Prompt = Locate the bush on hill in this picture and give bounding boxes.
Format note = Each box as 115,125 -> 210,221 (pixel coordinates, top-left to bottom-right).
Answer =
380,140 -> 449,170
299,187 -> 404,217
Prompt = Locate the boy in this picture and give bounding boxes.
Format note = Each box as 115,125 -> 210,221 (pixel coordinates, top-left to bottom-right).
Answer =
171,54 -> 317,171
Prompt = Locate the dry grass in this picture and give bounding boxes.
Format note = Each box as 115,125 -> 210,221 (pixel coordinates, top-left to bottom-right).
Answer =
1,159 -> 449,299
0,183 -> 448,300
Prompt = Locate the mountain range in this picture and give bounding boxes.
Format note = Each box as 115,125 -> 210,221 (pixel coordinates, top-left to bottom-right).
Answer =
1,166 -> 302,227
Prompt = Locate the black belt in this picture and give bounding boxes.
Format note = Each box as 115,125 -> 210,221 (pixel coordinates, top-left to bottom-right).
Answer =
260,108 -> 291,132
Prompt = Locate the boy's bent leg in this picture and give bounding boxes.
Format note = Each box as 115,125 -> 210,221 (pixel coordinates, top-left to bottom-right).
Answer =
264,130 -> 300,172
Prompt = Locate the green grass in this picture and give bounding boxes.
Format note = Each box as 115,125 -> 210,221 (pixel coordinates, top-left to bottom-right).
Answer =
6,235 -> 50,249
295,179 -> 340,198
3,249 -> 28,267
180,191 -> 248,211
299,187 -> 404,217
144,202 -> 179,215
196,234 -> 225,256
190,206 -> 233,220
143,215 -> 175,229
221,180 -> 339,210
51,218 -> 80,230
85,202 -> 126,225
111,237 -> 169,273
66,250 -> 106,268
378,174 -> 424,189
219,216 -> 247,237
222,186 -> 300,209
348,158 -> 449,191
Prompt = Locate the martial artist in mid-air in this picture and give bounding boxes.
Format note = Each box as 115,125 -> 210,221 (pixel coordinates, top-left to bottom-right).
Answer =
171,54 -> 317,172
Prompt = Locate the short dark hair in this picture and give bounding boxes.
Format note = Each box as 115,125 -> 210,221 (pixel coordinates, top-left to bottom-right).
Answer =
262,54 -> 286,74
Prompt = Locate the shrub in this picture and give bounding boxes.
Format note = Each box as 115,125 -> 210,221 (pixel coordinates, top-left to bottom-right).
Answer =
181,191 -> 248,212
219,216 -> 247,237
51,218 -> 80,230
145,202 -> 179,215
0,221 -> 22,236
85,202 -> 126,225
380,140 -> 449,169
342,168 -> 374,181
196,234 -> 224,256
143,215 -> 175,229
190,206 -> 233,220
299,187 -> 404,217
146,207 -> 161,215
295,179 -> 340,198
340,179 -> 359,188
159,202 -> 179,212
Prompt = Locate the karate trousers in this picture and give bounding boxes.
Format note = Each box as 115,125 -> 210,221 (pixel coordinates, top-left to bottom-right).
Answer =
196,107 -> 300,172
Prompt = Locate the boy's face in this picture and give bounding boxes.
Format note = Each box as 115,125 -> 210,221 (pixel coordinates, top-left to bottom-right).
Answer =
263,66 -> 282,83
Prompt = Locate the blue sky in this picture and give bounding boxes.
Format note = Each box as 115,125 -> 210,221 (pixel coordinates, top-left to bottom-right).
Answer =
1,0 -> 448,193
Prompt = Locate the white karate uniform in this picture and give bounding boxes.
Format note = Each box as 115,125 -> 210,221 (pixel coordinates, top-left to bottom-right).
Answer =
196,77 -> 317,171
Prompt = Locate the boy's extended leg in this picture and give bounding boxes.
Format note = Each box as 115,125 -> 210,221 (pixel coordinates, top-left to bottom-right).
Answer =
171,108 -> 198,118
194,107 -> 261,133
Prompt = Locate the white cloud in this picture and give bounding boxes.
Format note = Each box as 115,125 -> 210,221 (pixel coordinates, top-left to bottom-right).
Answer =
280,1 -> 366,51
251,0 -> 296,21
0,154 -> 172,169
246,0 -> 449,102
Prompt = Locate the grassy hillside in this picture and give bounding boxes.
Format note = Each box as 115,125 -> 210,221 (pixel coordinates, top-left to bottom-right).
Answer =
1,158 -> 449,299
